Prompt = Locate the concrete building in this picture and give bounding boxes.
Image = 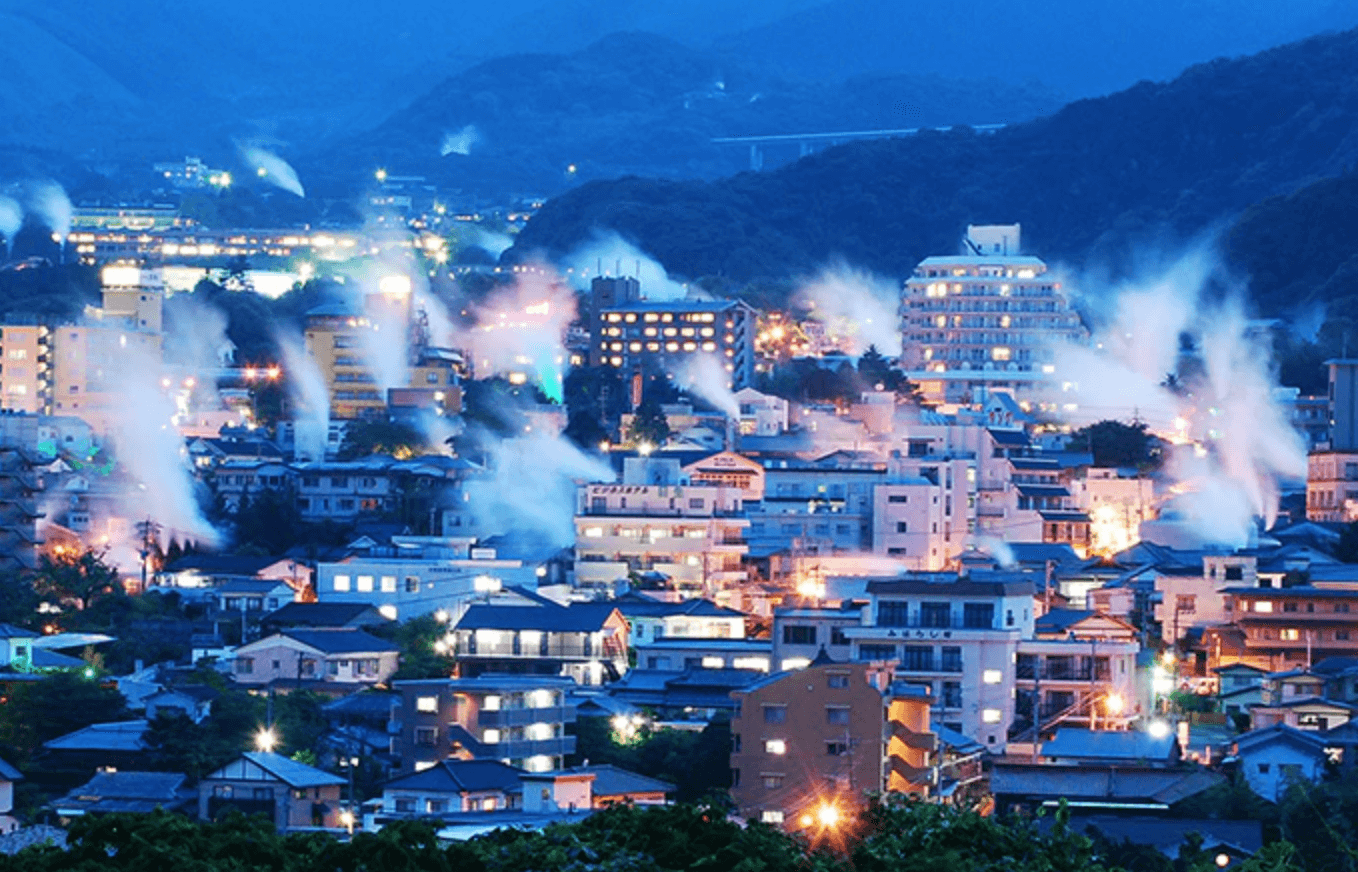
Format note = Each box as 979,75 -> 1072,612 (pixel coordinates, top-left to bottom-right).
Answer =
1328,359 -> 1358,451
899,224 -> 1088,405
393,676 -> 578,774
770,604 -> 864,669
1306,450 -> 1358,522
1231,724 -> 1327,802
1218,583 -> 1358,672
729,660 -> 934,830
574,481 -> 748,596
231,628 -> 401,689
588,276 -> 758,388
450,600 -> 629,685
844,572 -> 1035,749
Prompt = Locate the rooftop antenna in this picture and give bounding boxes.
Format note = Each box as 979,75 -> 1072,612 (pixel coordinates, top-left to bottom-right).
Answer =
596,257 -> 602,275
615,259 -> 621,276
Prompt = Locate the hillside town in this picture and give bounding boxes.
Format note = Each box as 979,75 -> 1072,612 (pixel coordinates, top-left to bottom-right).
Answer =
0,219 -> 1346,868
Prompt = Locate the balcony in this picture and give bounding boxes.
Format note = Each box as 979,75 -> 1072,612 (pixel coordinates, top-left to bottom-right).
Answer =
482,735 -> 577,759
1015,664 -> 1111,681
895,658 -> 964,674
477,705 -> 576,728
873,616 -> 999,631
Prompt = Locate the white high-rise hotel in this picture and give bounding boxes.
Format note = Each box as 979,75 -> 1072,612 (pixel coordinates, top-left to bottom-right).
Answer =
899,224 -> 1087,405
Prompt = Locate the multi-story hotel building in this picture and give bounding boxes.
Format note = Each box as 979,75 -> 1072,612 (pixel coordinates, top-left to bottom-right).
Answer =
899,224 -> 1087,405
588,276 -> 757,389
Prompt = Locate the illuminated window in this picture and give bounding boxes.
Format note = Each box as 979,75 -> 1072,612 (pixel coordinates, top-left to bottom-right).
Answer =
761,810 -> 784,823
357,575 -> 374,592
1281,628 -> 1301,641
333,574 -> 351,592
416,696 -> 438,713
482,729 -> 501,743
983,669 -> 1002,684
764,739 -> 786,755
1254,601 -> 1274,613
982,708 -> 1003,724
380,575 -> 396,592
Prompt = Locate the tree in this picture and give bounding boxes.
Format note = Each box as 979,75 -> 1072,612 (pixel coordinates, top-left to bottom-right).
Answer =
626,400 -> 671,448
32,547 -> 121,611
1337,523 -> 1358,563
1068,420 -> 1163,470
338,419 -> 426,460
0,670 -> 130,764
379,615 -> 455,681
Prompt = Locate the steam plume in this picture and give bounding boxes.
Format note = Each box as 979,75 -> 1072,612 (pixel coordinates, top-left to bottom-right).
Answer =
565,232 -> 688,301
441,125 -> 481,157
1050,246 -> 1306,546
793,263 -> 902,356
239,144 -> 306,198
276,332 -> 330,461
25,181 -> 72,241
458,265 -> 575,404
0,196 -> 21,254
675,355 -> 739,418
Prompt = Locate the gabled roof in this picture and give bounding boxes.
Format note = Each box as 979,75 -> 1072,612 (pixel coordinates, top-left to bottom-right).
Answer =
1044,816 -> 1263,859
382,759 -> 523,794
164,554 -> 285,575
0,622 -> 37,639
147,684 -> 219,703
990,764 -> 1222,805
263,602 -> 390,628
1035,609 -> 1096,634
0,756 -> 21,781
1234,722 -> 1328,756
455,602 -> 621,633
1213,662 -> 1270,675
206,752 -> 345,788
279,628 -> 399,655
44,720 -> 149,752
573,764 -> 674,796
612,594 -> 746,620
323,691 -> 398,718
52,771 -> 190,815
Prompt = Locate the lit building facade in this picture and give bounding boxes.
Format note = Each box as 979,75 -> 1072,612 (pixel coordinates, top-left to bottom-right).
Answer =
899,224 -> 1087,405
588,277 -> 758,389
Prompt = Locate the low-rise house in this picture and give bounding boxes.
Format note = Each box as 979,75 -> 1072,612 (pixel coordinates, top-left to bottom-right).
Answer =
41,720 -> 151,778
322,692 -> 400,767
232,629 -> 400,689
0,757 -> 20,834
1039,816 -> 1263,865
379,759 -> 524,816
934,725 -> 985,805
451,601 -> 628,685
607,667 -> 764,721
50,771 -> 193,818
1231,723 -> 1328,802
262,602 -> 391,634
570,765 -> 673,807
142,685 -> 219,724
613,594 -> 747,645
632,638 -> 771,673
199,752 -> 346,831
770,605 -> 862,670
1040,728 -> 1179,767
1249,697 -> 1354,732
989,762 -> 1223,816
0,624 -> 35,670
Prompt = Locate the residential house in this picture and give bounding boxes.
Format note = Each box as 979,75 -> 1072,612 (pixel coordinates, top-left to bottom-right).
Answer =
933,725 -> 986,805
1216,663 -> 1269,719
40,720 -> 151,780
1040,728 -> 1179,767
450,600 -> 628,685
989,762 -> 1223,816
261,602 -> 392,634
199,752 -> 346,831
1231,724 -> 1328,802
50,771 -> 193,818
607,667 -> 764,721
613,594 -> 747,646
0,757 -> 19,834
143,685 -> 219,724
729,659 -> 934,830
321,692 -> 400,767
632,638 -> 771,673
1016,611 -> 1142,735
231,628 -> 400,689
0,624 -> 35,670
379,759 -> 524,816
569,764 -> 673,807
1218,584 -> 1358,673
1040,817 -> 1262,867
393,675 -> 577,774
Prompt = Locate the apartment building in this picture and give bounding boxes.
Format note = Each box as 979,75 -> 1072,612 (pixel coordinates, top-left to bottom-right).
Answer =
573,482 -> 749,596
1306,451 -> 1358,522
844,572 -> 1035,749
1014,611 -> 1141,735
747,453 -> 885,559
899,224 -> 1088,405
770,603 -> 864,669
1219,583 -> 1358,672
729,660 -> 934,830
393,675 -> 578,774
588,276 -> 758,388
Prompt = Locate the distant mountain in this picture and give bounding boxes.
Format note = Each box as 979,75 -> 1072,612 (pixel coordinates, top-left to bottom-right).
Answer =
715,0 -> 1358,99
507,28 -> 1358,293
310,32 -> 1063,196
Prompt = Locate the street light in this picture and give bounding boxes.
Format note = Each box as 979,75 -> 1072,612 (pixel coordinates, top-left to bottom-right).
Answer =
254,727 -> 278,753
816,803 -> 840,828
1105,692 -> 1125,716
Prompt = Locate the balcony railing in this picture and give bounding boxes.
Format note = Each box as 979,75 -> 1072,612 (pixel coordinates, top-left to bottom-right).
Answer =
874,616 -> 999,631
477,705 -> 576,728
1016,664 -> 1111,681
483,735 -> 577,759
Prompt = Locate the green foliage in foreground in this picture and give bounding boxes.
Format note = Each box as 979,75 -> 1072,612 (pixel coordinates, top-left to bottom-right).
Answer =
0,797 -> 1307,872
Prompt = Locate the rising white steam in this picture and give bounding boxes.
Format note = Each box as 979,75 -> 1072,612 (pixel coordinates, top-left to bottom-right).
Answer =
25,181 -> 72,241
0,196 -> 21,253
458,266 -> 575,403
468,226 -> 514,257
675,355 -> 739,418
793,263 -> 902,357
239,145 -> 306,198
565,232 -> 688,301
463,430 -> 614,547
107,346 -> 220,546
967,535 -> 1016,568
276,332 -> 330,461
440,124 -> 481,157
1050,247 -> 1306,547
